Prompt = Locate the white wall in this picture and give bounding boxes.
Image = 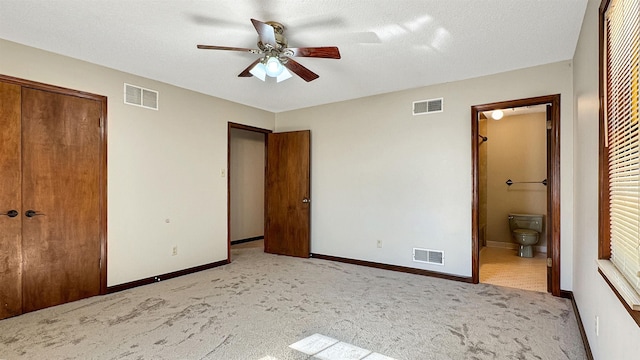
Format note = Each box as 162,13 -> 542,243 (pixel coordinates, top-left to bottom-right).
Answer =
0,39 -> 275,286
276,62 -> 574,287
572,0 -> 640,358
230,128 -> 265,241
486,112 -> 547,250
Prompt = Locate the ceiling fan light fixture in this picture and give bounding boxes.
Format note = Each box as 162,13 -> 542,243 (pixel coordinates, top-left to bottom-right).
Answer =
249,62 -> 267,81
276,67 -> 293,83
198,19 -> 341,83
265,56 -> 285,77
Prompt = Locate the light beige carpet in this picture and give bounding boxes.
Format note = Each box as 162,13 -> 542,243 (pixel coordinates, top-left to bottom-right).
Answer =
0,246 -> 586,359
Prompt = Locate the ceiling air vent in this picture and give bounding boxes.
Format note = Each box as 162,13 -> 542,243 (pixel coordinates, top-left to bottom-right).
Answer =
413,248 -> 444,265
413,98 -> 443,115
124,83 -> 159,110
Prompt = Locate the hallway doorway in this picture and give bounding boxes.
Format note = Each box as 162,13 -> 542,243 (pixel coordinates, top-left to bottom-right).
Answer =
227,123 -> 312,261
227,123 -> 270,260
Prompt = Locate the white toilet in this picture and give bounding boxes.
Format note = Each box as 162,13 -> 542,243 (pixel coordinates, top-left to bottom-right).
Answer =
508,214 -> 544,258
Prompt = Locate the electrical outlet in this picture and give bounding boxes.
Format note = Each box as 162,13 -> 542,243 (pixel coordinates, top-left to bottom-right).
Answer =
595,316 -> 599,336
377,240 -> 383,248
172,246 -> 178,256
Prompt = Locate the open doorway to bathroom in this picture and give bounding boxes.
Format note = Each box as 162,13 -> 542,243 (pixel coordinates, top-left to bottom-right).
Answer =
471,95 -> 561,296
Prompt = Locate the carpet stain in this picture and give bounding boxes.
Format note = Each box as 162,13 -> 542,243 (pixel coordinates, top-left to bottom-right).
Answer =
514,337 -> 541,360
203,334 -> 233,357
163,303 -> 212,327
109,297 -> 168,326
448,329 -> 466,345
2,336 -> 20,344
171,282 -> 198,292
199,316 -> 219,333
467,341 -> 496,357
71,336 -> 86,345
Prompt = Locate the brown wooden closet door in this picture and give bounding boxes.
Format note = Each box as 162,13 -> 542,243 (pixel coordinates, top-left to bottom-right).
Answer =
21,88 -> 102,312
265,130 -> 311,258
0,82 -> 23,319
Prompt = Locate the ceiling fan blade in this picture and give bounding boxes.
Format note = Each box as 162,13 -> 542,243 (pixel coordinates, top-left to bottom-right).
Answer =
283,58 -> 319,82
238,58 -> 263,77
197,45 -> 259,53
286,46 -> 341,59
251,18 -> 276,47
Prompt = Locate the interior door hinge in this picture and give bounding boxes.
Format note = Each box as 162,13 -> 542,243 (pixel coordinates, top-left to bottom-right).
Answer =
547,257 -> 552,267
546,120 -> 552,130
99,117 -> 104,128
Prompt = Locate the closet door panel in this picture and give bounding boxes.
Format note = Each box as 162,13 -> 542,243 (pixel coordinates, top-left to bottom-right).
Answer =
21,88 -> 102,312
0,81 -> 23,319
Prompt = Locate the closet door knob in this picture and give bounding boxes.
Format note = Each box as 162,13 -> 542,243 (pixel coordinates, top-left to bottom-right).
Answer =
1,210 -> 19,218
25,210 -> 45,218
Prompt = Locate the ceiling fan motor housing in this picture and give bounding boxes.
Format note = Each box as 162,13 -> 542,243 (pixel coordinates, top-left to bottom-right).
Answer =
258,21 -> 287,51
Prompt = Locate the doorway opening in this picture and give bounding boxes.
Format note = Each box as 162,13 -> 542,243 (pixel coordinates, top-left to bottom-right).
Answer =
227,123 -> 312,261
471,94 -> 561,296
227,123 -> 271,260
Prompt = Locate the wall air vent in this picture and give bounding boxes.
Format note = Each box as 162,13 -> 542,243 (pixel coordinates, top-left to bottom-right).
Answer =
413,248 -> 444,265
124,83 -> 159,110
413,98 -> 443,115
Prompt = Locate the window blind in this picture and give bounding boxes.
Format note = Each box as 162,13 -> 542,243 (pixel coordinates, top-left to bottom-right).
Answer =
605,0 -> 640,294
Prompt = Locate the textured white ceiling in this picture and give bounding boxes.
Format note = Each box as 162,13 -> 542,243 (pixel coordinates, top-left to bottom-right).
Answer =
0,0 -> 587,113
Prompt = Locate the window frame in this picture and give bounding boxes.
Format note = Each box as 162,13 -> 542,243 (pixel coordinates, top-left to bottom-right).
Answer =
598,0 -> 640,327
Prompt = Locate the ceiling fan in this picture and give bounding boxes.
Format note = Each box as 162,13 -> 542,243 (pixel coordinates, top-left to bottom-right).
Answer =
197,18 -> 341,82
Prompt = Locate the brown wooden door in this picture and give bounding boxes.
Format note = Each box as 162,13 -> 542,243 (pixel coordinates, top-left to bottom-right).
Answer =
20,88 -> 102,312
546,105 -> 553,293
0,79 -> 104,320
0,82 -> 23,319
265,130 -> 311,257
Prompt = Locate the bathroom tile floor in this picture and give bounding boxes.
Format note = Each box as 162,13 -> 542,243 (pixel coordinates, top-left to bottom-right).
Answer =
480,246 -> 547,293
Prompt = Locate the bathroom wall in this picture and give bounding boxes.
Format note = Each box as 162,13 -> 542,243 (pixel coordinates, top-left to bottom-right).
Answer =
229,128 -> 265,241
486,112 -> 548,251
479,118 -> 488,246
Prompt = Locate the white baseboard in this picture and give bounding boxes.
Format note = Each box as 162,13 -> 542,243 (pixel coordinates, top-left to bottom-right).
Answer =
486,241 -> 547,254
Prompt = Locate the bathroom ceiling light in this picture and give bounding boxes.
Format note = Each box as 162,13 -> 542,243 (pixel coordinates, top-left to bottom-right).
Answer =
491,110 -> 504,120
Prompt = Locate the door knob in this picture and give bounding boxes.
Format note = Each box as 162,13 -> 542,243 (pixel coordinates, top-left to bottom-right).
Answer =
302,198 -> 311,203
1,210 -> 19,218
25,210 -> 45,218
